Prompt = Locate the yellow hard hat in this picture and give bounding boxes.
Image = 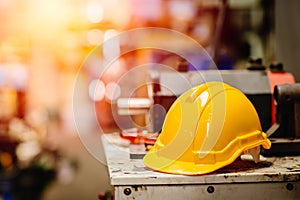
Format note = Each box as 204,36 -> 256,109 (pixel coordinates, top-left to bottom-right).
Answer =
143,82 -> 271,175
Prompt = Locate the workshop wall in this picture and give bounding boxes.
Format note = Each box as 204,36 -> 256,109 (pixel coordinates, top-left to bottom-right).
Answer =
275,0 -> 300,81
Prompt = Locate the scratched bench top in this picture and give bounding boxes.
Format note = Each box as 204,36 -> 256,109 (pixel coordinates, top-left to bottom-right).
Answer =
101,133 -> 300,186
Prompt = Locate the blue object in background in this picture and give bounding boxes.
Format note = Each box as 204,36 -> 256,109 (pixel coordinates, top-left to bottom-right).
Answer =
187,53 -> 211,71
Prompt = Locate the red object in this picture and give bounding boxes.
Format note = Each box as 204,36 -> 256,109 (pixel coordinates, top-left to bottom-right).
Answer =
98,191 -> 113,200
267,70 -> 295,124
98,194 -> 105,199
120,128 -> 158,144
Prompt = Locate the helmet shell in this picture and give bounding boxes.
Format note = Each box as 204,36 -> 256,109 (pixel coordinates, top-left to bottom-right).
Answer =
143,82 -> 271,175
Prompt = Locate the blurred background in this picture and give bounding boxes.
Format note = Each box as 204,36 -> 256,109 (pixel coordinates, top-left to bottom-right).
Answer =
0,0 -> 299,199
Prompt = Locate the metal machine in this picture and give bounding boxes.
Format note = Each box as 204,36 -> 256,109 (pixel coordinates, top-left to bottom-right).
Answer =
263,83 -> 300,156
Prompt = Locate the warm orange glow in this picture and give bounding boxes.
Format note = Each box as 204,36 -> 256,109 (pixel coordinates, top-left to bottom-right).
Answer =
0,86 -> 17,119
102,0 -> 131,28
87,29 -> 104,46
25,0 -> 72,35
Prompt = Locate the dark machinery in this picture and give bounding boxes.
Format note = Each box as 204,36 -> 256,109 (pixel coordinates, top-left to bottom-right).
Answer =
262,83 -> 300,156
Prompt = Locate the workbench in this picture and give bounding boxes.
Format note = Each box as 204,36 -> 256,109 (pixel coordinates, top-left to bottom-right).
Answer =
102,133 -> 300,200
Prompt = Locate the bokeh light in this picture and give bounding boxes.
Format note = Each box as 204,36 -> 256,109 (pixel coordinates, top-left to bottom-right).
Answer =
105,82 -> 121,101
87,0 -> 104,23
87,29 -> 104,46
88,79 -> 106,101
